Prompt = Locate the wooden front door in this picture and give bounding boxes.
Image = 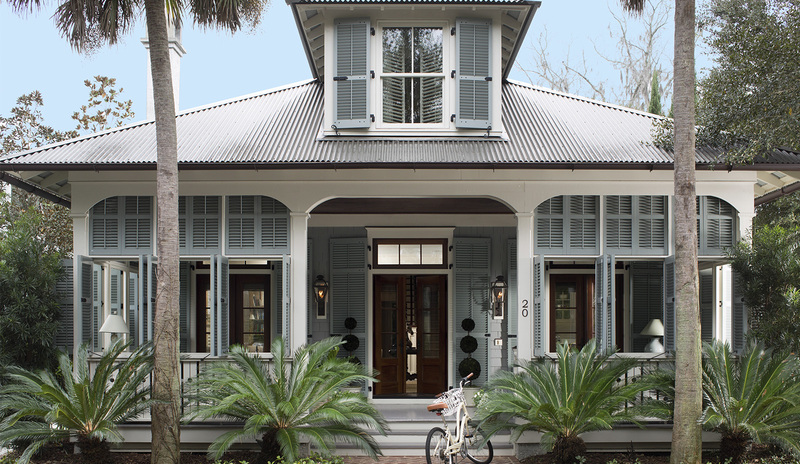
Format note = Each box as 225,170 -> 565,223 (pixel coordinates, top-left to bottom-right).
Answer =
373,275 -> 447,396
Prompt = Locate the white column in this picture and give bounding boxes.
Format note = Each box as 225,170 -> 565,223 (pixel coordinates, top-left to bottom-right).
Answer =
739,212 -> 755,242
72,212 -> 88,359
289,212 -> 310,354
516,212 -> 534,362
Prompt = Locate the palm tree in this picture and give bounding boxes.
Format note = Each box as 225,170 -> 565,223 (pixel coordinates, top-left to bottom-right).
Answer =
6,0 -> 267,461
620,0 -> 702,462
701,341 -> 800,463
184,337 -> 388,463
0,342 -> 154,464
476,340 -> 648,464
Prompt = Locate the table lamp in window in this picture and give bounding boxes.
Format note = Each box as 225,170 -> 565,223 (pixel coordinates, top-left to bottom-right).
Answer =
641,318 -> 665,353
100,313 -> 129,348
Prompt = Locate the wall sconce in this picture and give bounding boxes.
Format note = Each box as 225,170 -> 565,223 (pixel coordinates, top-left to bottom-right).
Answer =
491,275 -> 507,320
313,275 -> 329,319
641,318 -> 665,353
99,313 -> 129,348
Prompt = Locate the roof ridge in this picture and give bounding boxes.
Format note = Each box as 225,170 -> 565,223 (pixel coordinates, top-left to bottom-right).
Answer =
505,79 -> 664,121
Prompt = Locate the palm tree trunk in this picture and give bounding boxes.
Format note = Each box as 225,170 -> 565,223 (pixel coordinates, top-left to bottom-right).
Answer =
142,1 -> 181,463
670,0 -> 702,463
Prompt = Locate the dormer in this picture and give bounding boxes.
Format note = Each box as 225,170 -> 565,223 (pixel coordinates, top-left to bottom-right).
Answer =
288,0 -> 541,138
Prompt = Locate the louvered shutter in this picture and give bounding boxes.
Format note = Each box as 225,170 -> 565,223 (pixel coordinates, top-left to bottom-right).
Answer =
128,270 -> 139,348
283,257 -> 291,351
731,269 -> 747,353
124,197 -> 152,251
700,272 -> 714,342
78,257 -> 94,349
227,196 -> 257,253
630,262 -> 664,352
330,238 -> 367,363
455,18 -> 492,129
532,254 -> 545,357
454,237 -> 490,385
109,269 -> 122,316
334,19 -> 371,129
594,255 -> 615,352
182,196 -> 222,254
179,197 -> 187,250
535,196 -> 565,251
91,264 -> 102,351
605,196 -> 633,252
663,256 -> 676,351
137,255 -> 157,345
90,197 -> 119,254
55,259 -> 74,353
275,259 -> 283,341
568,196 -> 599,253
261,198 -> 290,254
179,262 -> 191,352
217,255 -> 230,355
637,196 -> 666,253
507,239 -> 517,365
700,197 -> 736,256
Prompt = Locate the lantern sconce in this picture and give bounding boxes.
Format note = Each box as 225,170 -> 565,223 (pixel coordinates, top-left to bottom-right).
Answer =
313,275 -> 329,319
491,275 -> 507,320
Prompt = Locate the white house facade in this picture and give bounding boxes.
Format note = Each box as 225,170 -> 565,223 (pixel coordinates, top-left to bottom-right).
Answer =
3,0 -> 800,453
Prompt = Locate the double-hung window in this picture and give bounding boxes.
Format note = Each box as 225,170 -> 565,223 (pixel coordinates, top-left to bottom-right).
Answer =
381,26 -> 444,124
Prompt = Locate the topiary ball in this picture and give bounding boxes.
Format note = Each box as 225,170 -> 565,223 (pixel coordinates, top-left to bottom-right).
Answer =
344,317 -> 358,331
459,357 -> 481,380
349,356 -> 361,365
342,334 -> 360,352
460,335 -> 478,354
461,318 -> 476,332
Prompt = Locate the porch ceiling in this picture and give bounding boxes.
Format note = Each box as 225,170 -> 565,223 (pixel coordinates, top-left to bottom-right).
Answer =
311,198 -> 515,214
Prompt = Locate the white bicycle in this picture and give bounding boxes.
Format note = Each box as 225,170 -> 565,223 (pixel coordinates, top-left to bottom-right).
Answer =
425,373 -> 493,464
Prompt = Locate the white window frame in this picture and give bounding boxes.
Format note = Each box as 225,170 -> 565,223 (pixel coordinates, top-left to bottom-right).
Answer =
374,20 -> 453,131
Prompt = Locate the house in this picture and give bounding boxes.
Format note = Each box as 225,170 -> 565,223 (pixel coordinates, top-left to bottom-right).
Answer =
2,0 -> 800,454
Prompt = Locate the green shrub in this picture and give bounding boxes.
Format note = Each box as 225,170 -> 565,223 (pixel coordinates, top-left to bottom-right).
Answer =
0,341 -> 154,464
476,339 -> 648,464
185,337 -> 388,463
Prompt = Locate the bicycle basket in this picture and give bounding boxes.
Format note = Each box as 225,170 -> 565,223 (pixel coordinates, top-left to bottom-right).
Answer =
431,388 -> 465,417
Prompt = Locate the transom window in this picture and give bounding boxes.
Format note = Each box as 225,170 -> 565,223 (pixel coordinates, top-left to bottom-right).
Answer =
381,26 -> 444,124
374,239 -> 447,268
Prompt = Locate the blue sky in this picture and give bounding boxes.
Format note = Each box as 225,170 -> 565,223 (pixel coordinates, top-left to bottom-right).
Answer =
0,0 -> 679,132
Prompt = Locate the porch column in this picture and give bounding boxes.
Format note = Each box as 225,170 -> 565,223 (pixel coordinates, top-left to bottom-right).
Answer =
72,212 -> 89,359
739,212 -> 755,242
516,212 -> 534,362
290,212 -> 310,354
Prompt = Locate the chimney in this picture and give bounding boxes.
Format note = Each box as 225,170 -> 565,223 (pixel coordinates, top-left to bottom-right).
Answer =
142,21 -> 186,120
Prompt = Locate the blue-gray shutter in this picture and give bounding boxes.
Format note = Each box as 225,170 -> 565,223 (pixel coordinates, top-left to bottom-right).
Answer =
124,196 -> 152,252
148,258 -> 157,343
663,256 -> 676,352
630,262 -> 664,352
218,255 -> 230,355
128,270 -> 139,348
333,19 -> 371,129
78,257 -> 94,349
605,196 -> 633,252
568,196 -> 599,254
226,196 -> 289,255
700,272 -> 714,342
283,257 -> 291,351
732,269 -> 747,353
181,196 -> 222,254
507,239 -> 517,365
109,269 -> 122,317
91,263 -> 102,351
261,198 -> 290,253
454,237 -> 490,385
227,196 -> 257,253
594,255 -> 615,352
330,238 -> 367,363
455,18 -> 492,129
90,197 -> 119,254
90,196 -> 153,255
275,259 -> 283,341
699,196 -> 736,256
137,255 -> 156,345
532,254 -> 545,357
535,196 -> 565,251
637,196 -> 667,254
536,196 -> 598,255
179,261 -> 191,352
55,259 -> 74,352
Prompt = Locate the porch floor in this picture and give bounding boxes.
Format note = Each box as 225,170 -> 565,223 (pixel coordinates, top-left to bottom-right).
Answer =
342,457 -> 522,464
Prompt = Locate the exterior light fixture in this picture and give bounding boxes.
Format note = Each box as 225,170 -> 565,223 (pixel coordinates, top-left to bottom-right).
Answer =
313,275 -> 329,319
641,318 -> 665,353
490,275 -> 507,320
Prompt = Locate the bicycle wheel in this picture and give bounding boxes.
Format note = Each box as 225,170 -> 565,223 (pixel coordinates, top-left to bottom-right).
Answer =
463,426 -> 493,464
426,426 -> 450,464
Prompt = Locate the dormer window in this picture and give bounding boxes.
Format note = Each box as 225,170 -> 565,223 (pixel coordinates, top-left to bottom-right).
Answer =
332,17 -> 493,134
382,26 -> 444,124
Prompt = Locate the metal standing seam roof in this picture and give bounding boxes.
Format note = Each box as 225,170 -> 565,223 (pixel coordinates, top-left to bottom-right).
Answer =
2,79 -> 800,170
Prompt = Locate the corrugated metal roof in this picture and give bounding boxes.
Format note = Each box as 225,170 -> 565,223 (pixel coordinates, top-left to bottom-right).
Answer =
2,79 -> 799,169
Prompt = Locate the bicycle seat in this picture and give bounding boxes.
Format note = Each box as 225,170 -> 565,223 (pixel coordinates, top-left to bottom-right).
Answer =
427,402 -> 447,412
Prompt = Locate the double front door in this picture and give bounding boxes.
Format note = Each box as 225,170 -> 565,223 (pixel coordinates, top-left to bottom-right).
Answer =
374,275 -> 447,397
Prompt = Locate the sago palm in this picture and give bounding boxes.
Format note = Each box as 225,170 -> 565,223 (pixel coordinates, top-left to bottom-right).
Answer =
184,337 -> 388,463
701,340 -> 800,463
0,342 -> 154,464
476,339 -> 647,464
